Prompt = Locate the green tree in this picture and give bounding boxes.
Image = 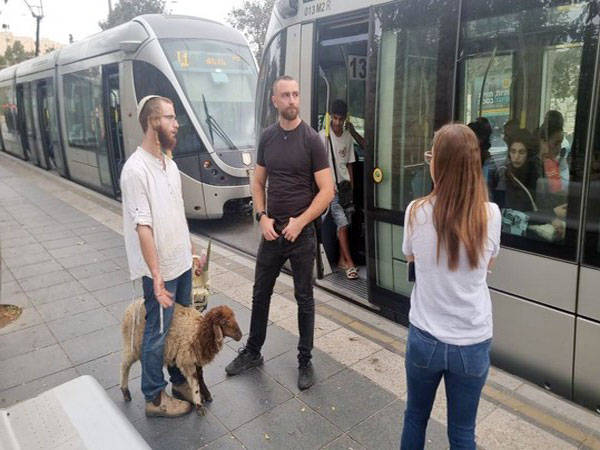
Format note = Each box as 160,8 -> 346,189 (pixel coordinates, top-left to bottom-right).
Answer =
3,41 -> 35,65
99,0 -> 167,31
227,0 -> 276,62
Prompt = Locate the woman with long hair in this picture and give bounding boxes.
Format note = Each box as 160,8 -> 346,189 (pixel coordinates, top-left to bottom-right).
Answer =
495,128 -> 539,212
400,124 -> 501,450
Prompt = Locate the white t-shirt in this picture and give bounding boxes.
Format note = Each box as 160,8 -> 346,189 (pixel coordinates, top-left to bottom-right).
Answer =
120,147 -> 192,282
319,129 -> 356,185
402,200 -> 501,345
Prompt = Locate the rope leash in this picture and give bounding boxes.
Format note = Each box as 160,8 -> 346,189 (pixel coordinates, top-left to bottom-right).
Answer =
160,306 -> 164,334
130,279 -> 136,352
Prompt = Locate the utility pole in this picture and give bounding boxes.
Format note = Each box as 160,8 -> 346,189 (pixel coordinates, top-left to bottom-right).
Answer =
108,0 -> 112,13
23,0 -> 43,56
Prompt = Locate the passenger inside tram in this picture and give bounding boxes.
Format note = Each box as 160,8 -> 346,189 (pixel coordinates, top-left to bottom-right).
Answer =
493,114 -> 569,242
493,128 -> 539,236
534,118 -> 569,241
319,99 -> 365,280
536,111 -> 570,188
467,117 -> 499,195
314,19 -> 369,276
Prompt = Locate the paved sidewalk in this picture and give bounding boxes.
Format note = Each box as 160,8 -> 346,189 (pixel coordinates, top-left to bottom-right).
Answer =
1,152 -> 600,450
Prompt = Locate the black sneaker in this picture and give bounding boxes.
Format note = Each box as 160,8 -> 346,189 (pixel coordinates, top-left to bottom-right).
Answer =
297,361 -> 314,390
225,347 -> 264,376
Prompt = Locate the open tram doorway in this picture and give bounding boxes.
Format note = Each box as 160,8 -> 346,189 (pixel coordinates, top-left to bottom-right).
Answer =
313,14 -> 371,305
102,64 -> 126,199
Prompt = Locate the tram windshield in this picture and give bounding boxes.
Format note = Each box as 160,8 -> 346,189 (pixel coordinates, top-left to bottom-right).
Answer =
161,39 -> 258,151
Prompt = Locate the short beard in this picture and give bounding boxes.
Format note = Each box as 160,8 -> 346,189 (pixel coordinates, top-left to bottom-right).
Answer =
281,107 -> 298,121
157,126 -> 176,151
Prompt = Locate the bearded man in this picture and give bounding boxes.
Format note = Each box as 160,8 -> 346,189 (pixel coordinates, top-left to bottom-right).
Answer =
225,76 -> 334,390
120,95 -> 201,418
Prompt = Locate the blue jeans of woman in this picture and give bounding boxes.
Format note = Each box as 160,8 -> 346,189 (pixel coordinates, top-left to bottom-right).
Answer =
246,224 -> 316,364
400,325 -> 491,450
141,269 -> 192,402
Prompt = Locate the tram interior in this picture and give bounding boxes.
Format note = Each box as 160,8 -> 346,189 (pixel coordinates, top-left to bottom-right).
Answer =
457,3 -> 585,254
315,19 -> 369,295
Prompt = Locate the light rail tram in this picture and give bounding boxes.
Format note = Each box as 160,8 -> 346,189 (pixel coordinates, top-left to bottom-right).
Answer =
260,0 -> 600,411
0,14 -> 258,219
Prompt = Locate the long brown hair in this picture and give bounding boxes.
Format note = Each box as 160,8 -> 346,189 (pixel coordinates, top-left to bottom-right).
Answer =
410,124 -> 489,270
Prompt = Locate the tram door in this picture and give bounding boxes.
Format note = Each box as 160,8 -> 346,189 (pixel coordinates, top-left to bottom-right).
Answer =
313,14 -> 369,292
23,83 -> 43,167
102,64 -> 125,198
35,81 -> 53,170
40,78 -> 68,177
15,85 -> 31,161
366,1 -> 459,321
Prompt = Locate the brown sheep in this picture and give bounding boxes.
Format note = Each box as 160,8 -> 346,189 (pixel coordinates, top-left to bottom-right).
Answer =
120,301 -> 242,415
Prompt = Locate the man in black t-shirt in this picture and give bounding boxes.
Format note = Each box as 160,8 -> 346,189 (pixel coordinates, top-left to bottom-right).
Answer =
225,75 -> 334,390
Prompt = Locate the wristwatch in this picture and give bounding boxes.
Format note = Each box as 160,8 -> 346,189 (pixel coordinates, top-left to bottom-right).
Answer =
255,211 -> 268,222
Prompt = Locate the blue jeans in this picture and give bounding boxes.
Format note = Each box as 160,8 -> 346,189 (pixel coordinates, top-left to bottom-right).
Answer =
141,269 -> 192,402
400,325 -> 491,450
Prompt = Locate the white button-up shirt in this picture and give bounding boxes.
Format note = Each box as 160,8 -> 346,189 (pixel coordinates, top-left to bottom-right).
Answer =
120,147 -> 192,281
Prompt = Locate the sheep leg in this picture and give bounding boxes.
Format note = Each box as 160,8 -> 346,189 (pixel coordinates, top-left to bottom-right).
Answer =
120,356 -> 136,402
181,365 -> 205,416
196,366 -> 212,403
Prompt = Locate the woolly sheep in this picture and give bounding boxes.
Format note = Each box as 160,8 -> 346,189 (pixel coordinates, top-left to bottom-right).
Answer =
119,300 -> 242,415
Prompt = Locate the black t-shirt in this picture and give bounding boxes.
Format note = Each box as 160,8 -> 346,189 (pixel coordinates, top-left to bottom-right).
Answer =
256,121 -> 329,222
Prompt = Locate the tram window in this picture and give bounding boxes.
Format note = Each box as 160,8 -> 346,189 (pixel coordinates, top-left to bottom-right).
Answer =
0,85 -> 18,140
64,68 -> 107,153
64,67 -> 112,189
45,81 -> 61,163
133,61 -> 206,156
161,39 -> 258,152
23,84 -> 35,139
256,30 -> 286,134
458,1 -> 598,261
373,3 -> 453,212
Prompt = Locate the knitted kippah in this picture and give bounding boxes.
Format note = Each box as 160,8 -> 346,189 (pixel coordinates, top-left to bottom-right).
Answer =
137,95 -> 161,120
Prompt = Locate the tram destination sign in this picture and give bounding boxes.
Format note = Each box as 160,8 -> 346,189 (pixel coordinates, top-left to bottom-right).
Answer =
303,0 -> 332,17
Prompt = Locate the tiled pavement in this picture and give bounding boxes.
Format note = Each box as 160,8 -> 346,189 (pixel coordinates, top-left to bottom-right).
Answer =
2,152 -> 600,450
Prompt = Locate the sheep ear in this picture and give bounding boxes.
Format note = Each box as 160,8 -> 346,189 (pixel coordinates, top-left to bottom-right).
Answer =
213,323 -> 223,344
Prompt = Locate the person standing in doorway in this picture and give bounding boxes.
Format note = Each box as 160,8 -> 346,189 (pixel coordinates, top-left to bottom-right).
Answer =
120,95 -> 202,418
225,76 -> 334,390
400,124 -> 501,449
319,99 -> 365,280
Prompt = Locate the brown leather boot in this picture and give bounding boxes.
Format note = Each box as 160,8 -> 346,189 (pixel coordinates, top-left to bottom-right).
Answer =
145,390 -> 192,418
171,382 -> 194,404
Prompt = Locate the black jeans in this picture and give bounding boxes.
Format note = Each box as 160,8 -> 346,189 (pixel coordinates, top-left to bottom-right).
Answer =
246,224 -> 316,363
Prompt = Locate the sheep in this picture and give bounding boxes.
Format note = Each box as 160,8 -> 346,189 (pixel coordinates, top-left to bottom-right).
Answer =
119,300 -> 242,415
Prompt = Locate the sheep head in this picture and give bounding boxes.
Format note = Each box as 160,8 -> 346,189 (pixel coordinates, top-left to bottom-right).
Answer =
205,305 -> 243,343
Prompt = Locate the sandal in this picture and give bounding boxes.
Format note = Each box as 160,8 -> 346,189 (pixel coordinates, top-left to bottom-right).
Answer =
346,267 -> 359,280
